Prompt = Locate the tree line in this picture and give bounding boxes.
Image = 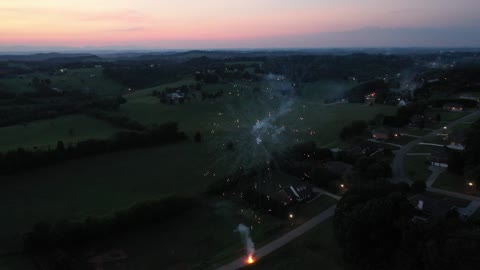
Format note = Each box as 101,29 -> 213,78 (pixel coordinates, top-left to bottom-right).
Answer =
0,122 -> 186,175
24,196 -> 196,252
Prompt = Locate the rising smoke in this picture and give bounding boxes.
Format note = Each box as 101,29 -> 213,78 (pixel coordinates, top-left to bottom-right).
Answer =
237,223 -> 255,257
211,73 -> 297,173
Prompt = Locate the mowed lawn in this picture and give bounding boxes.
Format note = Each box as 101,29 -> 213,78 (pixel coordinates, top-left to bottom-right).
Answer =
278,103 -> 397,146
0,114 -> 122,151
432,171 -> 470,194
245,218 -> 349,270
404,155 -> 432,182
0,142 -> 226,252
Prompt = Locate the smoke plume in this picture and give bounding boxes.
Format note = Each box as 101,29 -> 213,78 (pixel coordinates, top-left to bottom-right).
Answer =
237,224 -> 255,256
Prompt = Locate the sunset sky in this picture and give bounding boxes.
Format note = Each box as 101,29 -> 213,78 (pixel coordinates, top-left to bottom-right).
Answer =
2,0 -> 480,50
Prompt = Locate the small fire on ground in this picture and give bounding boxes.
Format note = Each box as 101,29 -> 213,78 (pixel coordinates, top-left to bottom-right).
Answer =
246,254 -> 256,264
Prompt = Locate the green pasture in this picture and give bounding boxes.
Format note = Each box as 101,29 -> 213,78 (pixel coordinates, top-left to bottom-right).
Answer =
0,114 -> 122,152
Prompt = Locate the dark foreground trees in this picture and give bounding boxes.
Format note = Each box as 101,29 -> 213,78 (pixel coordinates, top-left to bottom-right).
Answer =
334,183 -> 480,270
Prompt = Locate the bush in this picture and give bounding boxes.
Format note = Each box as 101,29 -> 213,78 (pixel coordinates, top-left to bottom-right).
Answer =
340,120 -> 368,141
411,180 -> 426,194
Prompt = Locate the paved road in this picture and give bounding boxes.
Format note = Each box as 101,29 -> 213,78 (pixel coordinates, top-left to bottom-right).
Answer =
392,111 -> 480,184
216,205 -> 337,270
425,166 -> 446,187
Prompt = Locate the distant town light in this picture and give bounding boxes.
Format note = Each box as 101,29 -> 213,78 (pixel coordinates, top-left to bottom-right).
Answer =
340,184 -> 345,188
289,213 -> 294,219
468,182 -> 474,186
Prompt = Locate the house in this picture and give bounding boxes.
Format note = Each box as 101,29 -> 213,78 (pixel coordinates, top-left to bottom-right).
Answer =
287,185 -> 313,202
443,103 -> 464,112
372,127 -> 399,140
347,141 -> 384,158
87,249 -> 128,270
409,193 -> 459,223
365,92 -> 376,104
410,114 -> 433,128
428,148 -> 449,167
398,99 -> 407,107
323,161 -> 353,180
447,129 -> 466,150
275,189 -> 295,206
166,90 -> 185,100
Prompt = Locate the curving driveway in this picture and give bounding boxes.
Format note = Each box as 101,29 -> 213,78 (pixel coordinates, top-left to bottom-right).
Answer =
392,111 -> 480,185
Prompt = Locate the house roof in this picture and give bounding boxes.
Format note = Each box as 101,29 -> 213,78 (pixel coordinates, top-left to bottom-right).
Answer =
430,148 -> 449,159
443,103 -> 464,108
409,193 -> 456,218
372,127 -> 391,135
449,129 -> 466,143
323,161 -> 353,176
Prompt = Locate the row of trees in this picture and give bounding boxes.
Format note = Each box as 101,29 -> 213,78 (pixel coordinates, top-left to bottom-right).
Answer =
87,110 -> 146,131
0,94 -> 126,127
0,122 -> 186,174
25,196 -> 196,251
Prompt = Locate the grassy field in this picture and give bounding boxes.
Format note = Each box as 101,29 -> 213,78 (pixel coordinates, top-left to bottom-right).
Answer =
299,80 -> 355,102
0,142 -> 228,253
0,114 -> 122,151
401,128 -> 432,136
245,218 -> 349,270
278,103 -> 397,146
0,68 -> 126,96
404,155 -> 432,182
386,135 -> 417,145
122,79 -> 397,145
422,134 -> 448,145
409,144 -> 439,153
432,171 -> 468,194
435,111 -> 470,122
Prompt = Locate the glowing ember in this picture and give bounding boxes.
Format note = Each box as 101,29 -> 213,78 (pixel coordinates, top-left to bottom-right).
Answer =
247,254 -> 256,264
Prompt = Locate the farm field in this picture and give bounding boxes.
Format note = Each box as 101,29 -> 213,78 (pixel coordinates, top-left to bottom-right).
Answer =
0,142 -> 227,253
122,79 -> 397,144
246,218 -> 349,270
0,68 -> 127,96
0,114 -> 122,151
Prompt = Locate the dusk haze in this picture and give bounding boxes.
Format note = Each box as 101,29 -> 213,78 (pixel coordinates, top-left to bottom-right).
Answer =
2,0 -> 480,50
